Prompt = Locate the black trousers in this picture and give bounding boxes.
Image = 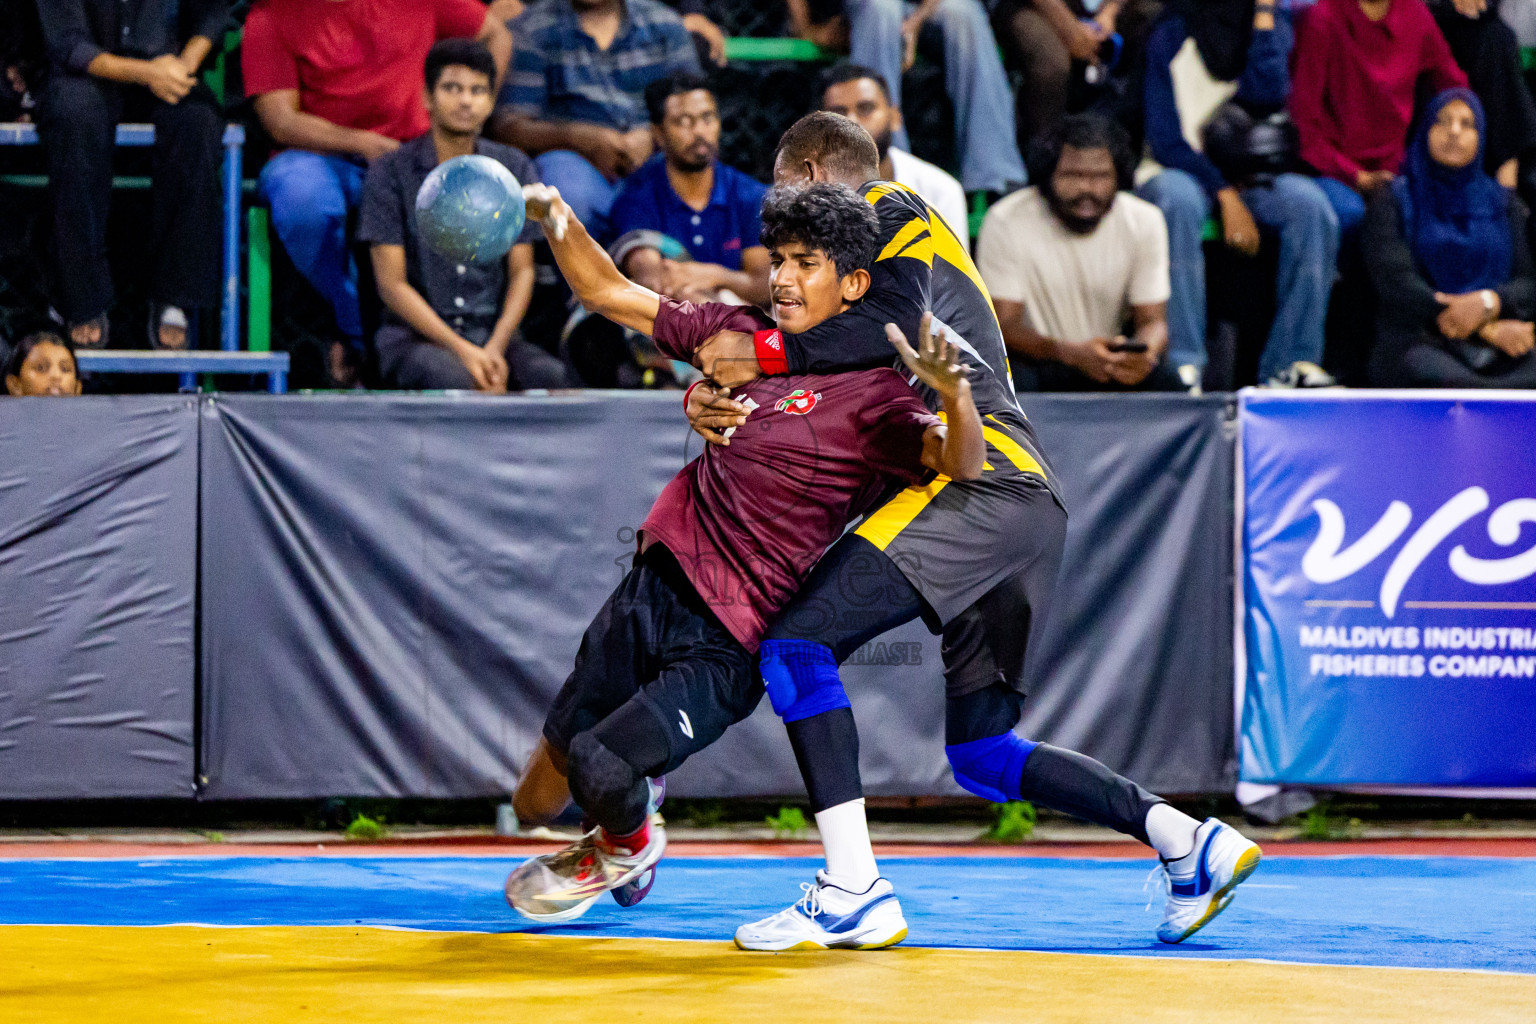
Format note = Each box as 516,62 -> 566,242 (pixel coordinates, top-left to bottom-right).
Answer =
36,74 -> 223,325
1369,328 -> 1536,388
375,323 -> 572,390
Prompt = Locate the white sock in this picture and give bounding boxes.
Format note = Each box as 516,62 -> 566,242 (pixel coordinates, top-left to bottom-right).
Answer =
1144,803 -> 1202,867
815,798 -> 879,892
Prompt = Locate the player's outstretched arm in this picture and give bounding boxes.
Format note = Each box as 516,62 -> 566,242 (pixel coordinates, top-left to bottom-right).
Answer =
523,184 -> 661,337
890,314 -> 984,482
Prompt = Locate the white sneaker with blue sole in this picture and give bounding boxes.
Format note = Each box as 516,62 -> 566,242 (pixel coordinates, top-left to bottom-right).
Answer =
734,872 -> 908,951
1153,817 -> 1262,944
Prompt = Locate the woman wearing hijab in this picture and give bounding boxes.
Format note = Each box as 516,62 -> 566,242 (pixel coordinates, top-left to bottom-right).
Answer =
1430,0 -> 1536,193
1363,88 -> 1536,386
1290,0 -> 1467,235
1135,0 -> 1340,387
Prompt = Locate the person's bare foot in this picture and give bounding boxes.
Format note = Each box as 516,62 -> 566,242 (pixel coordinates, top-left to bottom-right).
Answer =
152,305 -> 189,350
69,315 -> 108,349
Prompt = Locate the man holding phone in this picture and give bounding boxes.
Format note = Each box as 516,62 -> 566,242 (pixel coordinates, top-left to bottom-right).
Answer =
976,113 -> 1184,391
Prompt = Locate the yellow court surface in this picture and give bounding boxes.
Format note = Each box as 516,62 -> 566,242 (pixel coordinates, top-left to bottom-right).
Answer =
4,926 -> 1534,1024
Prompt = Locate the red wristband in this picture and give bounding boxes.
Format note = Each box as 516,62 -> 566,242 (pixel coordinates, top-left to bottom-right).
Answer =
683,379 -> 705,408
754,328 -> 789,375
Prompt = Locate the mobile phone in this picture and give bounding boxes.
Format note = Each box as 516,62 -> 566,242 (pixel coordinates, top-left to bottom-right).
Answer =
1107,339 -> 1149,353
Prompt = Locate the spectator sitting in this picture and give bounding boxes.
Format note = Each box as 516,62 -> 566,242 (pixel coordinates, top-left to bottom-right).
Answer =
977,114 -> 1182,391
490,0 -> 702,241
243,0 -> 511,384
359,40 -> 568,394
819,64 -> 968,237
784,0 -> 1026,195
608,73 -> 770,307
991,0 -> 1162,146
1363,89 -> 1536,386
34,0 -> 228,351
4,330 -> 81,397
1431,0 -> 1536,193
1290,0 -> 1467,236
1137,0 -> 1340,388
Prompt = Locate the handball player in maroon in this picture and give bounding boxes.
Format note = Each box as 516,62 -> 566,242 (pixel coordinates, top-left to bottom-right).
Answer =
502,182 -> 984,921
642,297 -> 946,652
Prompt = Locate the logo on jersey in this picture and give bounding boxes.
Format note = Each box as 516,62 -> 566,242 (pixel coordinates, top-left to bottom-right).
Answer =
678,710 -> 694,739
775,389 -> 821,416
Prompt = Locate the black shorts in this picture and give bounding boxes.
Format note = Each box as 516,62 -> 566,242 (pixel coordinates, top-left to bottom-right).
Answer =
855,410 -> 1063,626
766,487 -> 1066,699
543,544 -> 763,774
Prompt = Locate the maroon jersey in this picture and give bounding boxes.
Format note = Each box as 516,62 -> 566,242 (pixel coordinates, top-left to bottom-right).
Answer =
640,298 -> 939,652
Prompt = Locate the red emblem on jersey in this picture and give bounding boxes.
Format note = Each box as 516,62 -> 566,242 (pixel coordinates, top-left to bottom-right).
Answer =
775,389 -> 821,415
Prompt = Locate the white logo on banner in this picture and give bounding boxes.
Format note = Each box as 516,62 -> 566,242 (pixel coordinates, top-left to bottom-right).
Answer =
1300,486 -> 1536,616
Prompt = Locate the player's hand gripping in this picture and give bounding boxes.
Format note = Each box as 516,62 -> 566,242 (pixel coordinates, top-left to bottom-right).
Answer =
685,381 -> 750,446
522,183 -> 569,242
887,312 -> 969,402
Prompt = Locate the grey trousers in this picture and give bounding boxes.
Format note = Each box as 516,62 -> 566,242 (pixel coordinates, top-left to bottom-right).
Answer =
375,323 -> 571,391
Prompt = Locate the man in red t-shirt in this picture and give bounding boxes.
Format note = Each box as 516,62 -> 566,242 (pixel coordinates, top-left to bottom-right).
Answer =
501,182 -> 985,922
242,0 -> 511,382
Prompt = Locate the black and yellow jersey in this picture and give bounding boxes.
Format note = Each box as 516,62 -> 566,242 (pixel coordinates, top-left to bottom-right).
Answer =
776,179 -> 1062,511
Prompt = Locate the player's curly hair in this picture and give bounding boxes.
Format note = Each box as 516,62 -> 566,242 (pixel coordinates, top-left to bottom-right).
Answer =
759,183 -> 881,279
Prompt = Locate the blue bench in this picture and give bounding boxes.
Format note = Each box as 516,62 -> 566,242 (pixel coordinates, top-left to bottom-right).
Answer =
0,122 -> 246,353
75,349 -> 289,394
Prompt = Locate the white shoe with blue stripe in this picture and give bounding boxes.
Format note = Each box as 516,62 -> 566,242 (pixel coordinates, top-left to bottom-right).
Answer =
734,872 -> 908,951
1153,817 -> 1262,944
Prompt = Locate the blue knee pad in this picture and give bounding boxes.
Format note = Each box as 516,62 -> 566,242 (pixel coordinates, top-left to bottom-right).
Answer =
945,732 -> 1038,803
759,639 -> 850,723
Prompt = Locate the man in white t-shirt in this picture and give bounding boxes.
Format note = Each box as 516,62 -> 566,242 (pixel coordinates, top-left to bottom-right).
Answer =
977,113 -> 1183,391
819,64 -> 970,239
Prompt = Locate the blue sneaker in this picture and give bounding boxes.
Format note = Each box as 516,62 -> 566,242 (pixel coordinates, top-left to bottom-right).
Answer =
612,777 -> 665,908
734,872 -> 908,951
1152,817 -> 1262,943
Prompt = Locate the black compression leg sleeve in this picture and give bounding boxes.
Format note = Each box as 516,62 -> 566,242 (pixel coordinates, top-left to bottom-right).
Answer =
787,707 -> 863,813
566,731 -> 650,836
569,694 -> 674,836
1015,744 -> 1163,845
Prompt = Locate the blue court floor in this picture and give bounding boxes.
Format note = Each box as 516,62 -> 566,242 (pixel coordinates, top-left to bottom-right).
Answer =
1,854 -> 1532,974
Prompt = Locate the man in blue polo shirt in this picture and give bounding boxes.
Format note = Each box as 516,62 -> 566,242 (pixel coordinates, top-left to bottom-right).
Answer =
609,74 -> 770,307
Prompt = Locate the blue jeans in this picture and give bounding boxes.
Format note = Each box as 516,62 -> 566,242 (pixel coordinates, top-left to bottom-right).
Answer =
259,149 -> 367,344
1313,176 -> 1367,240
1136,170 -> 1339,379
535,150 -> 618,243
846,0 -> 1025,192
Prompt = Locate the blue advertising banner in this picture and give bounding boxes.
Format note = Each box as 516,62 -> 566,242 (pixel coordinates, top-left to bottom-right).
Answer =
1240,391 -> 1536,788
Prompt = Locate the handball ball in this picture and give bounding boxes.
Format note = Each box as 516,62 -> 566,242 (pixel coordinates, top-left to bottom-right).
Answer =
415,155 -> 526,263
